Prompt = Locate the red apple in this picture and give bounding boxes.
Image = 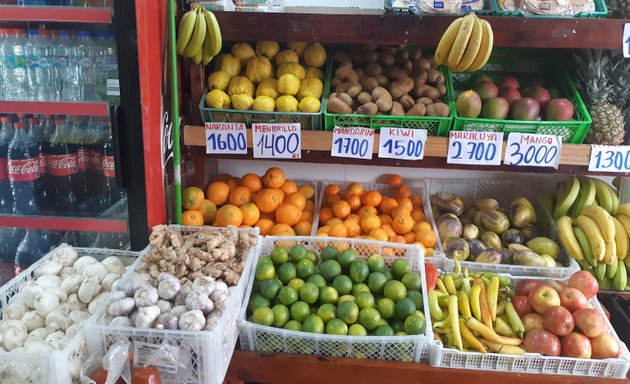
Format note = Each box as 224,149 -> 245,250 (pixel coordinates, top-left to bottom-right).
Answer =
543,306 -> 575,336
544,279 -> 569,294
523,330 -> 561,356
516,279 -> 542,297
529,285 -> 561,315
512,296 -> 532,317
562,332 -> 592,358
560,287 -> 590,313
590,334 -> 620,359
568,271 -> 599,299
522,313 -> 545,332
573,308 -> 605,338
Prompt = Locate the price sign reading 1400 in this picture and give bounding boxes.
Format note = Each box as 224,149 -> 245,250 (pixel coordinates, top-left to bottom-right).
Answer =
205,122 -> 247,155
331,126 -> 375,160
589,145 -> 630,173
447,131 -> 504,166
504,133 -> 562,169
252,123 -> 301,159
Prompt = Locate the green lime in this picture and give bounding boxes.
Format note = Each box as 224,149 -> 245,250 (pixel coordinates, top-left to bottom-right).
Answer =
355,291 -> 375,309
401,272 -> 422,291
252,307 -> 274,326
255,262 -> 275,281
337,248 -> 357,271
314,266 -> 321,275
277,286 -> 299,306
375,297 -> 395,320
367,272 -> 388,293
404,314 -> 426,335
391,259 -> 411,280
319,286 -> 339,305
306,274 -> 327,290
260,278 -> 283,300
258,256 -> 273,266
395,331 -> 408,336
296,259 -> 316,280
249,293 -> 271,312
383,269 -> 394,281
298,282 -> 319,304
358,307 -> 381,331
289,245 -> 308,263
349,260 -> 369,283
272,304 -> 290,327
384,280 -> 407,302
352,283 -> 370,296
395,298 -> 417,319
270,247 -> 289,265
332,275 -> 353,295
290,301 -> 310,322
338,295 -> 356,304
391,320 -> 405,333
348,323 -> 367,336
305,250 -> 319,264
367,254 -> 386,273
317,303 -> 337,323
377,318 -> 389,327
375,325 -> 395,336
406,290 -> 423,309
251,280 -> 261,294
321,260 -> 342,282
277,263 -> 297,285
302,314 -> 325,334
337,301 -> 359,325
288,278 -> 305,290
284,320 -> 302,331
320,246 -> 339,262
326,318 -> 348,335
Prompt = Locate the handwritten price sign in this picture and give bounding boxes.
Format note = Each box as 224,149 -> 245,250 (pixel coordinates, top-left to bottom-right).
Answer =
589,145 -> 630,173
205,122 -> 247,155
623,23 -> 629,58
331,126 -> 375,160
252,123 -> 301,159
378,128 -> 427,161
447,131 -> 504,166
504,133 -> 562,169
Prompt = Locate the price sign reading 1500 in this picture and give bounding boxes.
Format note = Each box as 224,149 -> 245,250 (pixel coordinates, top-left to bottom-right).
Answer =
331,126 -> 375,160
589,145 -> 630,173
252,123 -> 301,159
378,128 -> 427,160
205,122 -> 247,155
504,133 -> 562,169
447,131 -> 504,166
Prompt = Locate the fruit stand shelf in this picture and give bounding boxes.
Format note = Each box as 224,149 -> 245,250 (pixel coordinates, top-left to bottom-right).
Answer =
224,350 -> 630,384
0,100 -> 110,116
213,10 -> 627,50
0,5 -> 112,23
0,215 -> 127,232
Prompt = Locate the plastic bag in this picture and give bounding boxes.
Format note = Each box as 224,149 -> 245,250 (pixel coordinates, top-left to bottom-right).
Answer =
460,0 -> 484,12
418,0 -> 461,14
80,342 -> 131,384
199,1 -> 236,11
571,0 -> 595,14
497,0 -> 523,12
523,0 -> 573,14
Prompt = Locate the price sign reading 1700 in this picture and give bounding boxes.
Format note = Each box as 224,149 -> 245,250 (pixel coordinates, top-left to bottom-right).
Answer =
447,131 -> 504,166
331,126 -> 375,160
205,122 -> 247,154
252,123 -> 301,159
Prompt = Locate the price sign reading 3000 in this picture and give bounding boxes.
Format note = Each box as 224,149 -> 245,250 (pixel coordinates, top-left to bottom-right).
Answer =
252,123 -> 301,159
504,133 -> 562,169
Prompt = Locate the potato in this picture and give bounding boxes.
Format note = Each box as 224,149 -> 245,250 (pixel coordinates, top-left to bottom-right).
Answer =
357,102 -> 378,115
406,103 -> 426,116
327,97 -> 352,114
390,77 -> 414,99
390,101 -> 405,116
433,102 -> 450,117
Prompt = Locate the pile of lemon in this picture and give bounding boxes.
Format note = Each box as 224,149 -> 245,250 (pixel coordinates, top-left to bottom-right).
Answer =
205,41 -> 327,113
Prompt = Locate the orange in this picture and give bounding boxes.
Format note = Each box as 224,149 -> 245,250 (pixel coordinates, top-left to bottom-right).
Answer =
416,229 -> 437,248
362,191 -> 383,207
379,214 -> 393,225
425,247 -> 434,257
369,228 -> 388,242
317,225 -> 331,235
272,188 -> 286,202
275,203 -> 302,226
379,197 -> 398,215
240,203 -> 260,226
182,186 -> 205,210
214,173 -> 233,182
182,210 -> 204,226
304,200 -> 315,212
262,167 -> 286,189
358,206 -> 377,218
346,222 -> 362,237
391,206 -> 412,218
403,232 -> 417,244
206,181 -> 230,205
229,186 -> 252,206
271,223 -> 295,236
198,199 -> 217,224
388,174 -> 403,187
255,188 -> 282,213
319,207 -> 334,225
226,178 -> 239,192
396,185 -> 411,199
344,214 -> 361,225
397,197 -> 414,212
347,194 -> 362,211
413,221 -> 432,233
260,211 -> 275,220
327,218 -> 343,227
332,200 -> 351,219
410,195 -> 423,208
389,235 -> 406,244
392,214 -> 414,235
300,210 -> 314,223
214,204 -> 243,227
411,209 -> 426,222
286,192 -> 307,210
346,182 -> 364,197
255,218 -> 275,236
281,180 -> 298,195
329,223 -> 348,238
360,215 -> 381,233
294,220 -> 313,236
239,224 -> 252,228
241,173 -> 262,192
297,185 -> 315,200
325,184 -> 340,196
326,194 -> 342,207
380,224 -> 396,238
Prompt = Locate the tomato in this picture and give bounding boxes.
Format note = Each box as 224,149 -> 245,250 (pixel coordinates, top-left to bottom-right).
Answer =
424,262 -> 438,292
90,368 -> 108,384
132,366 -> 161,384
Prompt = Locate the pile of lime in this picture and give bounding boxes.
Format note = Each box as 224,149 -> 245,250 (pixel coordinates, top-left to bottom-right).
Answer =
248,244 -> 426,337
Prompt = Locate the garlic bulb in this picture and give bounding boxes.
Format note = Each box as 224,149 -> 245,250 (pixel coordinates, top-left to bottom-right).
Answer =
0,320 -> 27,334
2,327 -> 27,351
65,323 -> 83,338
210,290 -> 230,312
82,263 -> 108,282
34,259 -> 63,277
134,285 -> 159,308
50,287 -> 68,302
36,275 -> 62,289
59,267 -> 76,279
101,272 -> 121,291
129,310 -> 139,325
45,331 -> 68,350
178,310 -> 206,331
51,245 -> 78,267
102,256 -> 126,274
185,290 -> 214,315
20,281 -> 44,309
110,316 -> 132,328
34,291 -> 60,317
2,303 -> 28,321
57,303 -> 71,315
68,310 -> 90,324
174,285 -> 192,306
169,305 -> 188,319
157,272 -> 177,283
60,274 -> 83,295
24,341 -> 54,354
78,275 -> 101,304
157,300 -> 172,314
21,311 -> 45,332
215,281 -> 228,293
121,273 -> 153,297
156,313 -> 178,330
28,327 -> 49,340
67,294 -> 87,312
135,305 -> 160,328
88,292 -> 109,314
108,297 -> 135,317
158,275 -> 180,300
45,310 -> 71,333
72,256 -> 98,274
192,276 -> 216,296
205,313 -> 222,331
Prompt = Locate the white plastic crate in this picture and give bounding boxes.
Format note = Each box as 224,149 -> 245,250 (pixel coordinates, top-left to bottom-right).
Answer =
238,236 -> 434,362
85,225 -> 260,384
0,246 -> 140,384
427,178 -> 580,278
429,275 -> 630,378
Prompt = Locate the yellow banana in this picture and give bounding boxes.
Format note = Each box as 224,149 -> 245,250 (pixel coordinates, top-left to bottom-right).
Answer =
205,10 -> 222,57
466,18 -> 493,71
617,203 -> 630,218
576,214 -> 606,261
612,216 -> 629,260
447,13 -> 476,69
176,7 -> 197,55
616,214 -> 630,260
192,48 -> 203,65
581,205 -> 615,243
453,16 -> 483,72
435,17 -> 464,65
557,216 -> 584,261
183,7 -> 206,59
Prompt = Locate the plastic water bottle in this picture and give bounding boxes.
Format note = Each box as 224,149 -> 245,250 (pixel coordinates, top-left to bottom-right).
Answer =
25,29 -> 53,101
0,29 -> 28,100
76,31 -> 97,101
0,116 -> 15,213
94,32 -> 118,102
0,29 -> 7,100
55,31 -> 82,101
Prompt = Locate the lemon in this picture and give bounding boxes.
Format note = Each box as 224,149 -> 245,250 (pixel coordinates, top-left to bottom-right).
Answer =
297,78 -> 323,100
255,41 -> 280,61
299,97 -> 321,113
275,49 -> 299,66
205,90 -> 230,109
252,95 -> 275,112
305,67 -> 324,81
231,94 -> 254,110
276,95 -> 299,112
303,43 -> 327,68
207,70 -> 231,92
256,78 -> 279,99
277,74 -> 300,96
277,62 -> 306,80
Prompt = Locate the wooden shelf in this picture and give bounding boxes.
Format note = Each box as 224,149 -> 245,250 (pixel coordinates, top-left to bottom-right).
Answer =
213,11 -> 627,50
0,5 -> 112,23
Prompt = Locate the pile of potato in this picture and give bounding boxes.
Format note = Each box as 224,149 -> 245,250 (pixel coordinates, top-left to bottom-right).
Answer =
326,45 -> 450,117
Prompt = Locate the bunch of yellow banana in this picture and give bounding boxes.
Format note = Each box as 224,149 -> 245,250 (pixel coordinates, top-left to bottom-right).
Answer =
434,13 -> 494,73
176,5 -> 222,65
551,176 -> 619,219
431,261 -> 524,355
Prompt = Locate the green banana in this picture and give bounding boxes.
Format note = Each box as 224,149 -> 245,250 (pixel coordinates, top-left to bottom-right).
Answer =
577,259 -> 592,271
176,6 -> 197,55
573,226 -> 597,267
553,177 -> 580,219
570,176 -> 597,217
607,256 -> 619,278
596,262 -> 607,281
625,257 -> 630,270
183,7 -> 207,59
600,277 -> 610,290
592,178 -> 613,214
613,259 -> 627,291
606,183 -> 619,216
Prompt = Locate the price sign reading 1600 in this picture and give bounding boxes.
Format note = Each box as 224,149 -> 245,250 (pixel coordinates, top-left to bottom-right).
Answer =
205,122 -> 247,155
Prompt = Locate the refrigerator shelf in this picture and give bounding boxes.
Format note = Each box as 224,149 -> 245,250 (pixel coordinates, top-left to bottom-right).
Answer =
0,215 -> 127,232
0,100 -> 110,116
0,5 -> 112,23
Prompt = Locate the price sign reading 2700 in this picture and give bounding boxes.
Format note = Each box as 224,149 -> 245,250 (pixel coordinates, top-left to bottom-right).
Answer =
205,122 -> 247,155
252,123 -> 301,159
447,131 -> 504,166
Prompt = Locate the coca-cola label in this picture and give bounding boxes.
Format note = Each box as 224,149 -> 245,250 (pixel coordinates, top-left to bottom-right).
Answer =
77,149 -> 88,171
90,150 -> 103,170
48,154 -> 78,176
8,158 -> 40,182
103,156 -> 115,178
38,153 -> 46,174
0,158 -> 7,181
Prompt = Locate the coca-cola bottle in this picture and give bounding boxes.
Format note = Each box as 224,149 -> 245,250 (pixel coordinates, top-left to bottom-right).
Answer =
45,119 -> 79,212
14,229 -> 56,273
0,117 -> 15,213
89,117 -> 106,197
102,130 -> 124,205
8,121 -> 42,214
68,115 -> 90,206
0,227 -> 25,285
27,117 -> 47,180
39,114 -> 55,144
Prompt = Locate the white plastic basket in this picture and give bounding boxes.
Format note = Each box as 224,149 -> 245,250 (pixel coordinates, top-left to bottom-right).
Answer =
0,246 -> 140,384
238,236 -> 434,362
429,275 -> 630,378
427,178 -> 580,278
85,225 -> 260,384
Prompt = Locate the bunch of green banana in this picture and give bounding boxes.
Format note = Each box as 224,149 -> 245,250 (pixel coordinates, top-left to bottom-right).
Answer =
431,260 -> 524,355
434,13 -> 494,72
552,176 -> 619,219
176,5 -> 222,65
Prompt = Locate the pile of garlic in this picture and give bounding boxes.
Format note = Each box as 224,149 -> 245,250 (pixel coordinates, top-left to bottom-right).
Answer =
99,272 -> 230,332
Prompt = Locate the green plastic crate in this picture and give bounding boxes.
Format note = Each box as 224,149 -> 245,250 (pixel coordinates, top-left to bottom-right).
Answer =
492,0 -> 607,18
447,51 -> 592,144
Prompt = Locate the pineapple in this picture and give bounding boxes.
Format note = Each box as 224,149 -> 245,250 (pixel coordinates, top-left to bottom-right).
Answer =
606,0 -> 630,18
573,50 -> 626,145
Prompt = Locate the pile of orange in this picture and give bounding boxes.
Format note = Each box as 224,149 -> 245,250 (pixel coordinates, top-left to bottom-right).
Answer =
181,167 -> 315,237
316,174 -> 436,256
